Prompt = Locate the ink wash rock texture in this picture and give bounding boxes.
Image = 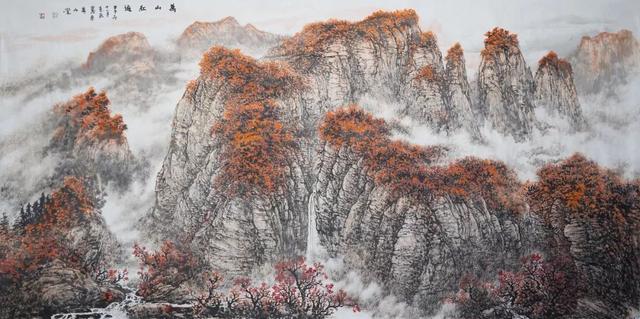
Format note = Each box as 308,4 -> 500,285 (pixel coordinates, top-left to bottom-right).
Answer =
534,51 -> 586,130
139,10 -> 640,318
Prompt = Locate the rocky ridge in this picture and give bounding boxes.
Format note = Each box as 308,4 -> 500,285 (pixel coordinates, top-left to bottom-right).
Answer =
177,17 -> 283,57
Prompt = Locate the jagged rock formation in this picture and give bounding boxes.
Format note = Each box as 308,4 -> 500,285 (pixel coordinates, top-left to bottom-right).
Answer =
267,10 -> 455,132
143,47 -> 308,276
445,43 -> 478,137
476,28 -> 537,141
177,17 -> 282,57
570,29 -> 640,95
48,88 -> 138,191
534,51 -> 586,130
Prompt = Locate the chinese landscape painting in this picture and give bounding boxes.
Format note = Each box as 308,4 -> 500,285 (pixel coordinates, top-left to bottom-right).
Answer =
1,1 -> 639,318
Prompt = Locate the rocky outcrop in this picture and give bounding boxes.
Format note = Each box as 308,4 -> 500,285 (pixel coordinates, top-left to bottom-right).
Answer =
177,17 -> 282,57
267,10 -> 454,132
570,29 -> 640,95
476,28 -> 537,141
143,47 -> 308,276
534,51 -> 586,130
22,260 -> 126,316
48,88 -> 138,192
445,43 -> 479,137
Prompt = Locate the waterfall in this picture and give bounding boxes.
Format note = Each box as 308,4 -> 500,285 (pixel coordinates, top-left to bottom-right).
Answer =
305,191 -> 326,262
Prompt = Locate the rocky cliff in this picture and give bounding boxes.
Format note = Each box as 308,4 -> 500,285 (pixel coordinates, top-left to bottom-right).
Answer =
267,10 -> 455,132
570,29 -> 640,96
476,28 -> 537,141
143,47 -> 308,276
312,106 -> 529,314
534,51 -> 586,130
177,17 -> 282,57
445,43 -> 478,137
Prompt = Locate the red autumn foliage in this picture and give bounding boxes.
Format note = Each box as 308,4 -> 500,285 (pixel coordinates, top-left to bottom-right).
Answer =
526,153 -> 637,224
319,106 -> 522,211
133,240 -> 202,299
201,47 -> 302,197
446,42 -> 464,65
431,158 -> 523,212
194,257 -> 358,318
52,88 -> 127,148
0,177 -> 95,282
481,27 -> 520,57
451,253 -> 577,319
415,65 -> 437,82
538,51 -> 573,76
278,9 -> 419,57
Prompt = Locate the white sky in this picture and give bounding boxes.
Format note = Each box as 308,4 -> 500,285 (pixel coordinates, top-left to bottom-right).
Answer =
1,0 -> 639,77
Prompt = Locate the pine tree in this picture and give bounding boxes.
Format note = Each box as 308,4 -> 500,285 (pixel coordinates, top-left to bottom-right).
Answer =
0,212 -> 9,235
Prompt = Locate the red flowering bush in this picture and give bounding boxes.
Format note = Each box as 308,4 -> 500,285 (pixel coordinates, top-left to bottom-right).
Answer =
194,257 -> 359,318
451,253 -> 577,319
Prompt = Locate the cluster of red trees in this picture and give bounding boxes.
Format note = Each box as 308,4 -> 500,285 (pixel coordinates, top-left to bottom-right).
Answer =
446,42 -> 465,65
52,88 -> 127,148
481,27 -> 520,57
451,253 -> 577,319
319,105 -> 522,211
0,177 -> 92,282
200,47 -> 303,197
131,242 -> 358,318
192,257 -> 359,318
538,51 -> 573,76
0,176 -> 127,314
133,240 -> 202,299
526,153 -> 638,223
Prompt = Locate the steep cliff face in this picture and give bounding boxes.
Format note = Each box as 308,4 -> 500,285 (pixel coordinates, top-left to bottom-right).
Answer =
534,51 -> 586,130
144,47 -> 308,276
312,106 -> 528,314
177,17 -> 282,57
570,29 -> 640,95
267,10 -> 454,132
445,43 -> 478,137
476,28 -> 537,141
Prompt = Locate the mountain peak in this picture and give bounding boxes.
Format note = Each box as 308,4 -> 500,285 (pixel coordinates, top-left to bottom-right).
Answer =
446,42 -> 464,65
481,27 -> 520,57
538,51 -> 572,76
219,16 -> 240,25
178,17 -> 281,56
84,32 -> 153,71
